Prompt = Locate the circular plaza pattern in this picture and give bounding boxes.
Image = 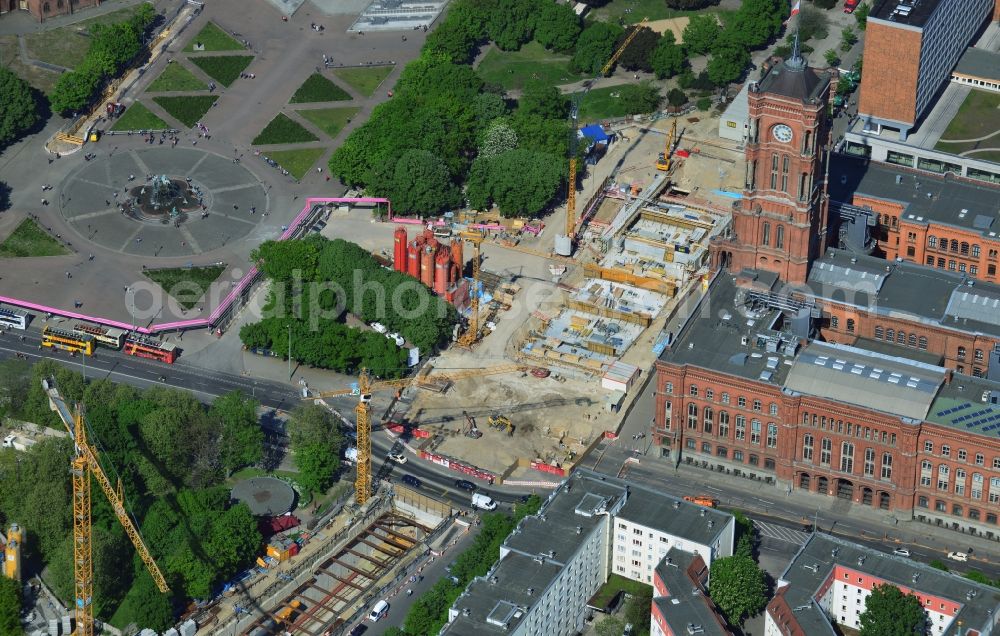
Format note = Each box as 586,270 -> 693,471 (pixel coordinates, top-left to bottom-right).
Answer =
230,477 -> 297,516
59,147 -> 268,258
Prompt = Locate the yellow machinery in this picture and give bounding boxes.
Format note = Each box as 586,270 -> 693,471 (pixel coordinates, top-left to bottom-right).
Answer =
43,379 -> 168,636
4,523 -> 22,582
563,18 -> 650,250
656,119 -> 678,171
487,414 -> 514,436
308,365 -> 527,505
457,230 -> 485,348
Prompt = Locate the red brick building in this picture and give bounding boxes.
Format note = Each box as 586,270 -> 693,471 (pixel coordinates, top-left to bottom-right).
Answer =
0,0 -> 101,22
663,51 -> 1000,539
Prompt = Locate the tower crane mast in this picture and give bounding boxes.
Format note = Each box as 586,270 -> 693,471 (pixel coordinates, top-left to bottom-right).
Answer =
43,379 -> 168,636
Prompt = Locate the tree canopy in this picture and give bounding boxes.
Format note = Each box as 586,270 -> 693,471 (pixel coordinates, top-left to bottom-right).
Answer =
376,149 -> 461,217
0,67 -> 39,149
0,576 -> 22,636
533,0 -> 581,52
571,22 -> 624,75
859,584 -> 927,636
708,555 -> 767,624
466,149 -> 564,218
682,14 -> 722,56
288,404 -> 344,495
651,31 -> 685,79
615,26 -> 660,73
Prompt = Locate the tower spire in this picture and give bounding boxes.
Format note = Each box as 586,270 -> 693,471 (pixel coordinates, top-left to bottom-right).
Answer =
786,29 -> 806,70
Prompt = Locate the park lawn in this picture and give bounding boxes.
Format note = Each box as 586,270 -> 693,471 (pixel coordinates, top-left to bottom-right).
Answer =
266,148 -> 326,179
183,21 -> 245,52
578,85 -> 657,124
290,73 -> 352,103
0,35 -> 60,93
252,113 -> 319,145
152,95 -> 218,128
23,5 -> 142,69
297,107 -> 360,139
476,41 -> 582,91
593,0 -> 702,23
144,264 -> 226,310
332,65 -> 394,97
110,102 -> 169,131
189,55 -> 253,88
146,62 -> 207,92
0,218 -> 70,258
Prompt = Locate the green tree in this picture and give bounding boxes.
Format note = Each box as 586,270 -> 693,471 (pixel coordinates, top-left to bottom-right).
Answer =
533,0 -> 581,51
651,30 -> 685,79
383,628 -> 411,636
210,391 -> 263,476
667,0 -> 720,6
49,65 -> 102,116
251,236 -> 321,281
465,149 -> 563,217
667,88 -> 687,108
813,0 -> 837,8
724,0 -> 786,50
571,22 -> 624,74
509,112 -> 569,158
798,5 -> 830,42
113,574 -> 174,632
964,570 -> 995,586
0,67 -> 39,149
841,26 -> 859,51
623,585 -> 654,632
707,45 -> 750,86
616,82 -> 661,115
855,2 -> 871,29
683,14 -> 722,56
708,555 -> 767,623
615,26 -> 660,72
595,616 -> 625,636
484,0 -> 537,50
376,149 -> 460,217
0,359 -> 30,419
859,583 -> 927,636
0,576 -> 22,636
824,49 -> 840,67
424,8 -> 480,64
518,82 -> 568,119
474,92 -> 508,122
928,559 -> 949,571
288,404 -> 343,494
732,510 -> 757,559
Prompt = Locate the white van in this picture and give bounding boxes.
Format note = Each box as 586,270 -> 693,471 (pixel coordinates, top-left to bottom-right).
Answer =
368,599 -> 389,622
370,322 -> 387,334
471,493 -> 497,510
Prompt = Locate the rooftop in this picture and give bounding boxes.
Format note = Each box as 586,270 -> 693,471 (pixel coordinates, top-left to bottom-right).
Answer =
654,549 -> 729,636
806,250 -> 1000,339
926,375 -> 1000,438
953,47 -> 1000,83
757,55 -> 832,103
869,0 -> 940,28
827,155 -> 1000,237
772,533 -> 1000,635
617,492 -> 732,548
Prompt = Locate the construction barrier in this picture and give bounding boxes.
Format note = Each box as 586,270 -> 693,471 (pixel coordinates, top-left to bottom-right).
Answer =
385,422 -> 431,439
419,450 -> 496,484
530,460 -> 566,477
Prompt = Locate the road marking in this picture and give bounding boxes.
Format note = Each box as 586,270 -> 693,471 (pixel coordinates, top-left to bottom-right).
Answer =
755,520 -> 809,546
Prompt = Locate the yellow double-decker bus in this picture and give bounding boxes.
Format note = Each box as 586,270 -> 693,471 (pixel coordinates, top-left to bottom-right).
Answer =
42,326 -> 94,355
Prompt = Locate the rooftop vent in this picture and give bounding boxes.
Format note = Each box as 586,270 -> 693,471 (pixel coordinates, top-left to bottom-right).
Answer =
462,608 -> 471,616
674,501 -> 681,509
700,508 -> 706,517
831,548 -> 839,557
967,590 -> 977,600
490,576 -> 499,584
912,573 -> 920,584
527,587 -> 534,596
857,556 -> 866,566
804,564 -> 819,573
686,624 -> 705,635
708,520 -> 715,528
576,526 -> 583,534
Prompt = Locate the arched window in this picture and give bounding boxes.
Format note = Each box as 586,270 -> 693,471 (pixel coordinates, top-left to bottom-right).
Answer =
762,222 -> 771,246
908,333 -> 917,347
961,242 -> 970,255
703,406 -> 714,433
896,331 -> 905,344
950,239 -> 959,252
886,328 -> 895,341
972,245 -> 981,258
776,225 -> 784,249
958,346 -> 967,359
831,315 -> 839,329
846,318 -> 855,333
687,403 -> 698,429
928,236 -> 937,248
874,326 -> 884,340
918,336 -> 927,350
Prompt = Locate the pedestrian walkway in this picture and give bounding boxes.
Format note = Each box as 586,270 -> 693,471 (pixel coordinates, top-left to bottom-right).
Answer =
756,520 -> 810,546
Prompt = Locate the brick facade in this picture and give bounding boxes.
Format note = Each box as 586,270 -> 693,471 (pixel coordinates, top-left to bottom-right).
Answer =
0,0 -> 101,22
652,360 -> 1000,536
857,22 -> 922,127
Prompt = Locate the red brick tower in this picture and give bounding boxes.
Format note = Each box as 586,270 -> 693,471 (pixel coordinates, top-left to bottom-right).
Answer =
712,44 -> 836,285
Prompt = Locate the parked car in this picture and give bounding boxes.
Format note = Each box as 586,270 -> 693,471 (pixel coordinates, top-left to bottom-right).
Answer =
402,474 -> 422,488
947,551 -> 969,562
370,322 -> 387,334
892,548 -> 911,557
472,493 -> 497,510
348,624 -> 368,636
387,332 -> 405,346
843,0 -> 859,11
454,479 -> 477,492
387,453 -> 407,464
368,600 -> 389,622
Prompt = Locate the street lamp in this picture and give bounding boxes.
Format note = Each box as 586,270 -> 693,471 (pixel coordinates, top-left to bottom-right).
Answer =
287,323 -> 292,381
125,286 -> 136,333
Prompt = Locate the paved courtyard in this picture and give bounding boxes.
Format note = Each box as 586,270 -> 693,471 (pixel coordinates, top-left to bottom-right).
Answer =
60,148 -> 268,257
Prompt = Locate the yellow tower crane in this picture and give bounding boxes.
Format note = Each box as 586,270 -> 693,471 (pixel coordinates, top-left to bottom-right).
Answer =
43,379 -> 169,636
561,18 -> 649,253
307,364 -> 529,505
656,119 -> 678,172
456,230 -> 484,348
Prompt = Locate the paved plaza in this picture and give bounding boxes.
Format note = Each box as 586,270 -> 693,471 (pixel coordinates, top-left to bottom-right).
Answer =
60,148 -> 268,258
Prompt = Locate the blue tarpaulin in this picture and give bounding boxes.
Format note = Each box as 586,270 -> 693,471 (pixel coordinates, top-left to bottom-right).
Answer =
580,124 -> 610,144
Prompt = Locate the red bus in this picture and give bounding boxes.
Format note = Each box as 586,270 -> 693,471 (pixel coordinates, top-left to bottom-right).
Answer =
124,335 -> 178,364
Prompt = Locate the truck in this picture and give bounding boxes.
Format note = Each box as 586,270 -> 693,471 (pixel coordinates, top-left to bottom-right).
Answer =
249,600 -> 302,636
471,493 -> 497,510
683,495 -> 718,508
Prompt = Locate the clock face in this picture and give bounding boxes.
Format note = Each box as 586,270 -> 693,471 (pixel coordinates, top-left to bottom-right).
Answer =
772,124 -> 794,143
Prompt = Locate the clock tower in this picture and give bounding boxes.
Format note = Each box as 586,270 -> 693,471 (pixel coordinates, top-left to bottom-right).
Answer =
712,44 -> 836,285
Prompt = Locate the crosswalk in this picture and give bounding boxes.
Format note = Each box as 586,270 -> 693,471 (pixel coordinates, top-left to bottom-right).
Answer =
756,520 -> 810,546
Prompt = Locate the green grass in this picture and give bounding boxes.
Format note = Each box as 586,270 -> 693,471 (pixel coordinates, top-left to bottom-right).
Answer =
144,264 -> 226,310
183,21 -> 245,52
290,73 -> 352,104
297,107 -> 360,139
332,65 -> 394,97
589,574 -> 653,609
146,62 -> 207,92
152,95 -> 218,128
189,55 -> 253,88
934,91 -> 1000,161
0,218 -> 70,258
578,85 -> 657,123
23,5 -> 144,69
265,148 -> 326,179
252,113 -> 319,145
592,0 -> 703,23
476,41 -> 582,91
109,102 -> 169,131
